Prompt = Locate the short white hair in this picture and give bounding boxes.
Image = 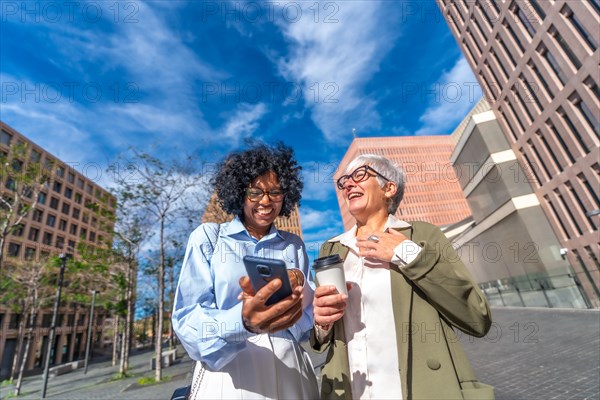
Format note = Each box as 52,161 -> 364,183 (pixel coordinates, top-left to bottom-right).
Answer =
344,154 -> 405,214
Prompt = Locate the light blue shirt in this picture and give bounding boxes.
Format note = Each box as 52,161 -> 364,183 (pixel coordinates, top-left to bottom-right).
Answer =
172,216 -> 315,371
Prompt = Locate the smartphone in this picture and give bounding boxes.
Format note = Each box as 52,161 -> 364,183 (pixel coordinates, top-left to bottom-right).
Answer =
243,255 -> 293,306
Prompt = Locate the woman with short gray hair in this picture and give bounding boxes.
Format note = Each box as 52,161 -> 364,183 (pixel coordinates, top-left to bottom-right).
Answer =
311,153 -> 494,399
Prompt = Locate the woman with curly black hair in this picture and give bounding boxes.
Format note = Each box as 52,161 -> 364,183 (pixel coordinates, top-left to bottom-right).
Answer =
172,143 -> 318,399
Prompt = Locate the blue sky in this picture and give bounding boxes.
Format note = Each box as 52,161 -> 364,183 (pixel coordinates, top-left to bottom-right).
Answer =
1,1 -> 483,260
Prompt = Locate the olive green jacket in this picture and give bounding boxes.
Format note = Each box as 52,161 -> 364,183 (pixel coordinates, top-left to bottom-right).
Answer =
310,221 -> 495,400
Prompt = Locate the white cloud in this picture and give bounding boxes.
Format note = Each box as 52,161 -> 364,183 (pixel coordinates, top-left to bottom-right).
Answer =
220,103 -> 269,143
0,2 -> 249,173
300,207 -> 342,231
415,57 -> 483,135
274,2 -> 398,142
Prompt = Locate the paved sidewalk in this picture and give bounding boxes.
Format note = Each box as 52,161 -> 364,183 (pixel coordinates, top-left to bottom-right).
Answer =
1,307 -> 598,399
0,349 -> 195,400
461,307 -> 599,400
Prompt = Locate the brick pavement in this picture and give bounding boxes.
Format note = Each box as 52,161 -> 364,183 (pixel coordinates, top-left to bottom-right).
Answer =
1,307 -> 598,399
461,307 -> 599,400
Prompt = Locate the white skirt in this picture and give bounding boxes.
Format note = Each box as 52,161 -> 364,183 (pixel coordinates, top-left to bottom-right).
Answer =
188,333 -> 319,399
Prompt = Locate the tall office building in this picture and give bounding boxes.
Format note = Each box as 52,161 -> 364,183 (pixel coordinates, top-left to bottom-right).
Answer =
202,193 -> 304,238
0,121 -> 115,378
437,0 -> 600,307
335,136 -> 472,230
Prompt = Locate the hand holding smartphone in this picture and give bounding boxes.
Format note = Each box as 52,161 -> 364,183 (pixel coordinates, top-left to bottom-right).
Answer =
243,256 -> 293,306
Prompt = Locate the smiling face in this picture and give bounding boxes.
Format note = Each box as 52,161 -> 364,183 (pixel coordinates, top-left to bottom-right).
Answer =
340,164 -> 396,221
242,170 -> 283,239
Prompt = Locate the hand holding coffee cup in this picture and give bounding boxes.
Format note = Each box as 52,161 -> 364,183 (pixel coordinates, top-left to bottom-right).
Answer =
312,254 -> 347,295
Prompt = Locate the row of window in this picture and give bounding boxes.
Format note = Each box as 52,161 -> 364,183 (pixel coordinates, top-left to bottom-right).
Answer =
9,221 -> 104,254
496,82 -> 598,165
455,0 -> 597,94
542,172 -> 600,240
1,129 -> 115,208
1,312 -> 103,330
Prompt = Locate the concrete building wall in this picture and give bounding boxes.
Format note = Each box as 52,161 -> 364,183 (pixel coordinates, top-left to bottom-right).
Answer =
437,0 -> 600,307
450,109 -> 589,309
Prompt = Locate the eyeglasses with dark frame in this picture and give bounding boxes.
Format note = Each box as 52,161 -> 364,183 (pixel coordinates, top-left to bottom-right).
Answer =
336,165 -> 391,190
245,187 -> 285,202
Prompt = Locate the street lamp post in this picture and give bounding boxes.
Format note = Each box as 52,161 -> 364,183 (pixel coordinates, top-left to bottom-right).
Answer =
41,253 -> 71,399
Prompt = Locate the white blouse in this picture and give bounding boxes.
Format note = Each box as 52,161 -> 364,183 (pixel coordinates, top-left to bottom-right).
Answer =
328,215 -> 422,400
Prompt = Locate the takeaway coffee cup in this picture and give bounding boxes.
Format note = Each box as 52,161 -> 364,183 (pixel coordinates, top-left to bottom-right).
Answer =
312,254 -> 347,295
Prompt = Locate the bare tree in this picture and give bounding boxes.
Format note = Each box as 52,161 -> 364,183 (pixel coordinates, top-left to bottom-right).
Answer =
0,143 -> 53,269
109,150 -> 203,381
3,258 -> 53,396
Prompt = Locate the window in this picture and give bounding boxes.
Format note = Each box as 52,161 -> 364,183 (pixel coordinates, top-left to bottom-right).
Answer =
514,2 -> 537,37
50,197 -> 59,210
46,214 -> 56,228
562,6 -> 598,51
13,224 -> 24,237
44,157 -> 54,169
59,219 -> 67,231
0,130 -> 12,145
89,231 -> 96,242
24,247 -> 36,260
74,192 -> 82,204
72,208 -> 80,219
589,0 -> 600,17
528,60 -> 553,99
528,0 -> 545,20
558,107 -> 590,154
42,232 -> 53,245
53,181 -> 62,193
76,178 -> 84,189
503,20 -> 525,53
546,120 -> 576,164
550,26 -> 582,69
82,213 -> 89,224
56,236 -> 65,249
527,139 -> 551,180
32,209 -> 43,223
70,224 -> 78,235
91,217 -> 97,227
80,228 -> 87,241
584,76 -> 600,102
536,130 -> 562,173
570,94 -> 599,137
86,184 -> 93,195
541,47 -> 567,85
68,240 -> 76,251
56,166 -> 65,178
8,242 -> 21,257
513,85 -> 534,122
30,150 -> 41,163
37,192 -> 47,205
555,189 -> 583,236
67,172 -> 75,184
64,187 -> 73,199
496,35 -> 517,67
61,202 -> 70,215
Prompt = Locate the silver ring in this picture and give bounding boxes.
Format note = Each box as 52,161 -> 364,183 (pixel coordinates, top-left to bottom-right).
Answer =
367,234 -> 380,243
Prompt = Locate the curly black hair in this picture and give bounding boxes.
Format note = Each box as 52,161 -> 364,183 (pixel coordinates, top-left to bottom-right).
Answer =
211,143 -> 303,218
